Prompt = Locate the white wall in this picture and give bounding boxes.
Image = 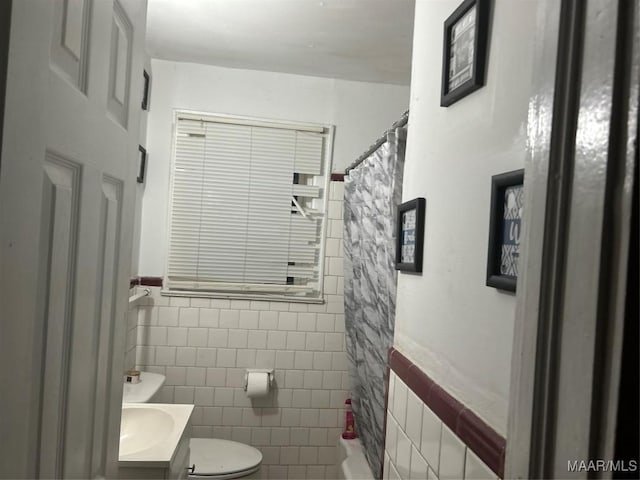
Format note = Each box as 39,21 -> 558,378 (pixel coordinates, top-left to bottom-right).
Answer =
139,59 -> 408,275
130,54 -> 152,278
394,0 -> 550,434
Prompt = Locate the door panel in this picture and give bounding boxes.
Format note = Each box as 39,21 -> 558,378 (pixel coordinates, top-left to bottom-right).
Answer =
108,0 -> 133,128
0,0 -> 147,478
50,0 -> 91,91
90,177 -> 123,477
39,154 -> 82,479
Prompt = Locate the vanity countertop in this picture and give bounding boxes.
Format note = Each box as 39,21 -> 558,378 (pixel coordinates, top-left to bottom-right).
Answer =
118,403 -> 194,468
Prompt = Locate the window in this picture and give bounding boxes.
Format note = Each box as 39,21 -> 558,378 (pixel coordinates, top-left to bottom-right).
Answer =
165,112 -> 333,301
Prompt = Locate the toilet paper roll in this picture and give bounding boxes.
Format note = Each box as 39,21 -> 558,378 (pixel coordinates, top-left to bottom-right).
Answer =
246,372 -> 270,398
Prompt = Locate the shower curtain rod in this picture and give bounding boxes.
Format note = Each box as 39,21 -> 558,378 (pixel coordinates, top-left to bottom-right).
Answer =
344,110 -> 409,174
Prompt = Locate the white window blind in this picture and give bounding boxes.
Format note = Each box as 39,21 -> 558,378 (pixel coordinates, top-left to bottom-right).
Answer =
166,113 -> 331,299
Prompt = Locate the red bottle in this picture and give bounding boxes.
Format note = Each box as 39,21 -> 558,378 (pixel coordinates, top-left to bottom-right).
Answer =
342,398 -> 357,439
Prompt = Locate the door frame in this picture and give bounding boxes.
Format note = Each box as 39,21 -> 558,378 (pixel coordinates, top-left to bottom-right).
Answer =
0,0 -> 11,175
506,0 -> 638,477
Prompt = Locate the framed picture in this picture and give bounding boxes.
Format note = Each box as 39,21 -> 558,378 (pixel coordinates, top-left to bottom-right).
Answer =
137,145 -> 147,184
395,197 -> 426,273
141,70 -> 150,110
486,169 -> 524,292
440,0 -> 490,107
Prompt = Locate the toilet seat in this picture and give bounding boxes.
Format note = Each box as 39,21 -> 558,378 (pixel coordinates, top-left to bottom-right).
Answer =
189,438 -> 262,479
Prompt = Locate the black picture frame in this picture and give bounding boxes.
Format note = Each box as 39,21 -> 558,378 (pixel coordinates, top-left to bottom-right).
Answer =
440,0 -> 490,107
486,169 -> 524,292
395,197 -> 426,273
137,145 -> 147,184
141,70 -> 150,110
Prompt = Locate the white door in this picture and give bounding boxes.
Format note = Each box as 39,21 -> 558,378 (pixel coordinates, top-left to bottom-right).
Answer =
0,1 -> 147,478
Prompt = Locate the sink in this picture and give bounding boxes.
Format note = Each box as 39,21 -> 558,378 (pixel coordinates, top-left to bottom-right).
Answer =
120,407 -> 175,456
119,403 -> 194,467
122,371 -> 166,403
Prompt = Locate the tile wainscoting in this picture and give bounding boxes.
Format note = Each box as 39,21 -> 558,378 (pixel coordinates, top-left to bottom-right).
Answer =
126,181 -> 348,480
125,286 -> 139,370
384,348 -> 505,480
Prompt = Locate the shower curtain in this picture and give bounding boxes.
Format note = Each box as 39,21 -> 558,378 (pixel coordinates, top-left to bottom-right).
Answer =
343,128 -> 405,479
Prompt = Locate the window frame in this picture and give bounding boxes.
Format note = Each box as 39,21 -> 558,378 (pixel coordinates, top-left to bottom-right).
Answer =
161,109 -> 335,303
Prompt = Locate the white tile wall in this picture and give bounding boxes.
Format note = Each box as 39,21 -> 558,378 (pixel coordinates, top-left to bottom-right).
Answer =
130,182 -> 348,480
124,286 -> 139,370
439,425 -> 466,480
464,450 -> 496,480
383,372 -> 498,480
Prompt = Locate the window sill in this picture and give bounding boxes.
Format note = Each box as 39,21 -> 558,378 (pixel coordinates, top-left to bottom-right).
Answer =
160,289 -> 324,304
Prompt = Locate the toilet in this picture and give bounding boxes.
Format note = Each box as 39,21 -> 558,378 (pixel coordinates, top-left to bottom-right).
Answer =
188,438 -> 263,479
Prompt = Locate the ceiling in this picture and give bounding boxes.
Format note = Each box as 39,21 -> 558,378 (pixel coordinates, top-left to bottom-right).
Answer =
145,0 -> 415,85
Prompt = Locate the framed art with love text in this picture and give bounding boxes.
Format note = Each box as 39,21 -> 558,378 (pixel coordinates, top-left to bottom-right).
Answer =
486,169 -> 524,292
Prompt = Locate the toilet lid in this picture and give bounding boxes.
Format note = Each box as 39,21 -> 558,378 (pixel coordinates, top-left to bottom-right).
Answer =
190,438 -> 262,476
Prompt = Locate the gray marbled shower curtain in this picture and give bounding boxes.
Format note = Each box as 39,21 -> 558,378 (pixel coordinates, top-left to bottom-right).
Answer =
343,128 -> 405,478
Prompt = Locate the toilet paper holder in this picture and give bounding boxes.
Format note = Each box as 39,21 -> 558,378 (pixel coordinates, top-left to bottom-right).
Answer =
244,368 -> 275,391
